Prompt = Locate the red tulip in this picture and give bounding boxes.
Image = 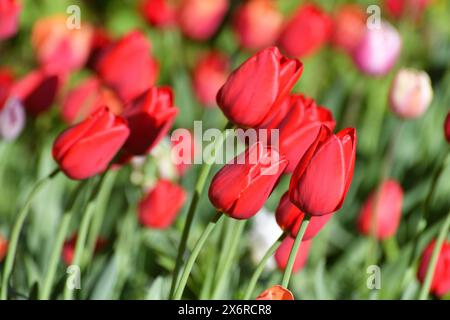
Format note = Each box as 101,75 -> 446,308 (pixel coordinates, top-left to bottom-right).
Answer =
11,68 -> 62,116
209,142 -> 288,219
193,51 -> 229,107
275,237 -> 311,273
138,179 -> 187,229
444,112 -> 450,143
232,0 -> 283,51
0,68 -> 14,110
0,0 -> 20,40
141,0 -> 177,28
276,192 -> 332,240
62,77 -> 123,124
178,0 -> 229,40
52,107 -> 130,180
62,234 -> 106,265
217,47 -> 303,128
86,28 -> 113,70
31,15 -> 93,73
331,4 -> 366,53
263,94 -> 335,173
122,86 -> 178,156
256,285 -> 294,300
0,234 -> 8,262
357,179 -> 403,240
97,31 -> 159,103
289,126 -> 356,216
278,4 -> 332,58
417,239 -> 450,297
385,0 -> 430,20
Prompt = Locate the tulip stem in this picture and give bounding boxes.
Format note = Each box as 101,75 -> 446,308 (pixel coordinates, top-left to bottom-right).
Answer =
173,211 -> 225,300
169,122 -> 233,299
382,237 -> 399,262
0,168 -> 60,300
281,215 -> 311,289
64,173 -> 109,300
418,209 -> 450,300
39,180 -> 89,300
243,232 -> 287,300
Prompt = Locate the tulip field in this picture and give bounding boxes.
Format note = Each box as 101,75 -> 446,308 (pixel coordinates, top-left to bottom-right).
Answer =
1,0 -> 450,302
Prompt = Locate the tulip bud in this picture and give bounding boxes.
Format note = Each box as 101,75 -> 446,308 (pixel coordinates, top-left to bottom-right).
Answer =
276,192 -> 332,240
122,86 -> 178,156
444,112 -> 450,143
0,0 -> 20,40
63,234 -> 106,265
0,97 -> 25,141
97,31 -> 159,103
263,94 -> 335,173
357,179 -> 403,240
11,68 -> 62,116
217,47 -> 303,128
178,0 -> 229,40
192,51 -> 229,107
275,237 -> 311,273
232,0 -> 283,51
352,21 -> 402,76
331,4 -> 366,53
417,239 -> 450,297
289,126 -> 357,216
256,285 -> 294,300
209,142 -> 288,220
0,234 -> 8,262
141,0 -> 177,28
278,4 -> 332,58
62,77 -> 123,124
52,107 -> 130,180
385,0 -> 430,20
0,68 -> 14,110
138,179 -> 187,229
31,15 -> 93,73
389,68 -> 433,119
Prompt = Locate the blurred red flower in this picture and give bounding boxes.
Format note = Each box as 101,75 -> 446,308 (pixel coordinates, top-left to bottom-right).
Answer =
262,94 -> 335,173
289,126 -> 356,216
193,51 -> 229,107
62,77 -> 123,124
11,68 -> 62,116
278,4 -> 332,58
444,112 -> 450,143
209,142 -> 288,220
0,234 -> 8,262
275,237 -> 311,273
97,31 -> 159,103
178,0 -> 229,40
122,86 -> 178,156
256,285 -> 294,300
276,192 -> 332,240
417,239 -> 450,297
357,179 -> 403,240
232,0 -> 283,51
31,15 -> 93,74
63,234 -> 106,265
217,47 -> 303,128
385,0 -> 430,20
0,0 -> 21,40
0,68 -> 14,110
139,179 -> 187,229
141,0 -> 177,28
331,4 -> 366,53
53,107 -> 130,180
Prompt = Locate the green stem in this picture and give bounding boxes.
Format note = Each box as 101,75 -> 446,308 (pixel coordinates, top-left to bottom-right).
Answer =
281,215 -> 311,288
0,168 -> 60,300
173,211 -> 224,300
243,232 -> 287,300
418,209 -> 450,300
211,219 -> 246,299
382,236 -> 399,262
39,180 -> 88,300
169,122 -> 233,299
64,174 -> 108,300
